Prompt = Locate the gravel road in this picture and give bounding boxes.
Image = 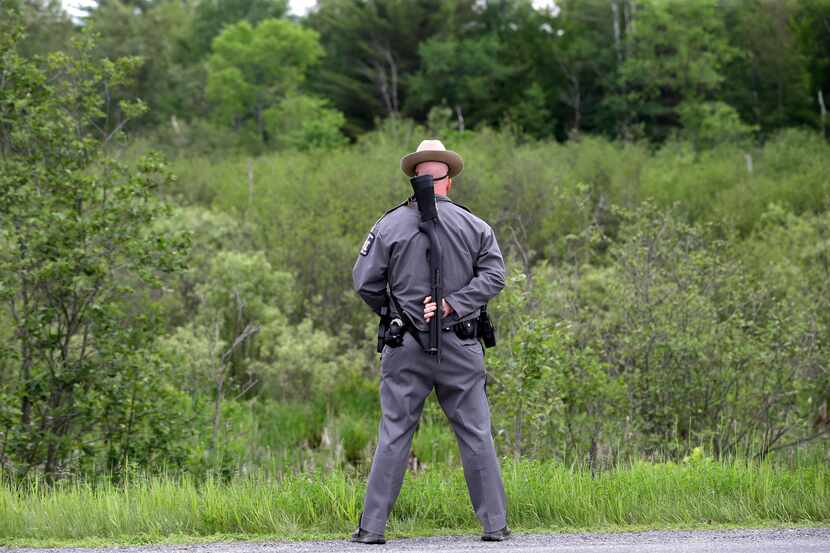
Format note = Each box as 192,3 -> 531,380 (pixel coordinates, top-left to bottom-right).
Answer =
4,527 -> 830,553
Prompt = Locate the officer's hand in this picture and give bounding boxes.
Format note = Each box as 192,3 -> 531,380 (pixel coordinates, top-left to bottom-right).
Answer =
423,295 -> 454,322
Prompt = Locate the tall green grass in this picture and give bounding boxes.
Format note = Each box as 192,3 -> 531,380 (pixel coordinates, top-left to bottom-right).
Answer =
2,454 -> 827,546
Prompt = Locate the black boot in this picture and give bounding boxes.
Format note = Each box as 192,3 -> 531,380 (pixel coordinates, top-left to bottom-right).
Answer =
350,511 -> 386,544
481,525 -> 512,541
351,527 -> 386,544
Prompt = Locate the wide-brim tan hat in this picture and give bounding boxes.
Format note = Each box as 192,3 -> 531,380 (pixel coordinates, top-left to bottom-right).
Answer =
400,139 -> 464,178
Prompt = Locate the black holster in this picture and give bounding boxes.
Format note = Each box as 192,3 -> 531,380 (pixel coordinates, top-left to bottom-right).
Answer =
450,318 -> 478,340
377,303 -> 406,353
478,304 -> 496,348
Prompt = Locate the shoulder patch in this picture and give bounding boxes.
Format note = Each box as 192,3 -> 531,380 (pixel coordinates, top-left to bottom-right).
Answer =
359,231 -> 376,256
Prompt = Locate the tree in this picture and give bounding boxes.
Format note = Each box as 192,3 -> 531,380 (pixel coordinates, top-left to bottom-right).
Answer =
676,99 -> 757,149
14,0 -> 75,59
305,0 -> 480,135
721,0 -> 814,136
205,17 -> 329,147
546,0 -> 619,139
792,0 -> 830,138
83,0 -> 200,129
189,0 -> 289,59
263,92 -> 348,150
604,0 -> 740,142
0,7 -> 190,479
504,81 -> 553,139
405,34 -> 522,131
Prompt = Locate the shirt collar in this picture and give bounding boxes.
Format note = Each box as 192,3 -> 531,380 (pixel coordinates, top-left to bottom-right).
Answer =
408,193 -> 451,204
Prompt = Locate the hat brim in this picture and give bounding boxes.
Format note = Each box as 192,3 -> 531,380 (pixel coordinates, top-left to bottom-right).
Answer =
400,150 -> 464,178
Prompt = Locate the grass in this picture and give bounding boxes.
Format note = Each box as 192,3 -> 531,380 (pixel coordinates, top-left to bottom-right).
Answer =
1,455 -> 828,547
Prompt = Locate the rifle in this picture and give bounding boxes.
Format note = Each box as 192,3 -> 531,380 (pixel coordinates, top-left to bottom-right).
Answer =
409,173 -> 443,357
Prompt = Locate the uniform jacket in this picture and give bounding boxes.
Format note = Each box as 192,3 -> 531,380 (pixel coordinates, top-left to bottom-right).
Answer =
352,193 -> 506,332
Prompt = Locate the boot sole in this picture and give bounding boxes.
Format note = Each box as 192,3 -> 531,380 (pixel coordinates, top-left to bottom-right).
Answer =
351,537 -> 387,544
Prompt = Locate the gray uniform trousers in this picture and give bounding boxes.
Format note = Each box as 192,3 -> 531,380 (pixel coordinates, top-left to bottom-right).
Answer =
359,327 -> 508,534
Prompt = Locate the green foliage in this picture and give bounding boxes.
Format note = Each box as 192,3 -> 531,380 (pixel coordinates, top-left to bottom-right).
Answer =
2,455 -> 829,543
488,266 -> 627,461
411,418 -> 458,466
503,82 -> 554,140
196,250 -> 295,328
11,0 -> 75,59
405,34 -> 522,129
83,0 -> 198,128
262,92 -> 348,151
0,13 -> 190,479
555,200 -> 828,460
600,202 -> 750,454
723,0 -> 816,133
333,413 -> 372,466
151,206 -> 257,326
252,318 -> 340,402
205,17 -> 330,150
676,99 -> 758,149
607,0 -> 740,141
6,0 -> 830,486
19,0 -> 826,150
189,0 -> 289,59
304,0 -> 480,134
207,18 -> 322,105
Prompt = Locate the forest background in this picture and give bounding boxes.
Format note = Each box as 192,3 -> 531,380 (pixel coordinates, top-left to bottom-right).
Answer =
2,0 -> 830,489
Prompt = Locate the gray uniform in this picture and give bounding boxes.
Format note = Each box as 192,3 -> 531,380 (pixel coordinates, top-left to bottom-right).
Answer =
352,193 -> 508,535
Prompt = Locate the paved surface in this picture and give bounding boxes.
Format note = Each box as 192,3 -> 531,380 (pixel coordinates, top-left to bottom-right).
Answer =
4,527 -> 830,553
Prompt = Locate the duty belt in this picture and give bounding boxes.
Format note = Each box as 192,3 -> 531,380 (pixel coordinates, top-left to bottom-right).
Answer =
388,291 -> 478,347
442,318 -> 478,333
413,318 -> 478,335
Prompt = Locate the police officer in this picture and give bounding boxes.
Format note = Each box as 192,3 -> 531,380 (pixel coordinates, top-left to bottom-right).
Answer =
350,139 -> 511,544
